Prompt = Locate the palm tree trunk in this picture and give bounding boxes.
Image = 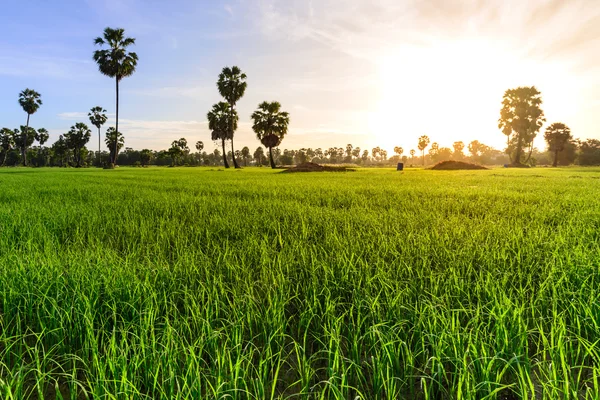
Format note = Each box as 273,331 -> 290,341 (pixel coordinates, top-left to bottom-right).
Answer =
422,150 -> 425,166
221,139 -> 229,168
98,127 -> 101,167
231,140 -> 241,168
22,113 -> 30,166
514,134 -> 524,165
114,77 -> 119,166
269,146 -> 276,169
553,150 -> 559,167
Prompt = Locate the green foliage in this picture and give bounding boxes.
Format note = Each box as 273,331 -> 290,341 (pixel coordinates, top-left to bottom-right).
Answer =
207,102 -> 238,169
0,168 -> 599,399
93,28 -> 138,80
18,88 -> 42,116
105,127 -> 124,164
65,123 -> 92,167
499,86 -> 546,165
251,101 -> 290,169
578,139 -> 600,165
88,106 -> 108,129
544,122 -> 572,167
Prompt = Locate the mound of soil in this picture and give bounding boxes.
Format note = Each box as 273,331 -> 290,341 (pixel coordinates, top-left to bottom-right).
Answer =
430,161 -> 488,170
282,162 -> 354,173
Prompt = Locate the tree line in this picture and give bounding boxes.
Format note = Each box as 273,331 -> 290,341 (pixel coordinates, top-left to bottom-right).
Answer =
2,29 -> 600,168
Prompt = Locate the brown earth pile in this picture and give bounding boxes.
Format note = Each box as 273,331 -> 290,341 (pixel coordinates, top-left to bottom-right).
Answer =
430,161 -> 488,170
281,162 -> 354,173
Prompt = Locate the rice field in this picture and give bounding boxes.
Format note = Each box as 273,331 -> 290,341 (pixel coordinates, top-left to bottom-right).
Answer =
0,167 -> 599,399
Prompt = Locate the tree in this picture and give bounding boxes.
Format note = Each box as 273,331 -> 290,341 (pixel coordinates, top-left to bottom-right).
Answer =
65,123 -> 92,167
251,101 -> 290,169
105,127 -> 124,165
195,141 -> 204,153
217,66 -> 247,169
93,28 -> 138,166
208,102 -> 237,168
578,139 -> 600,165
361,150 -> 369,163
468,140 -> 489,163
544,123 -> 572,167
52,135 -> 69,167
18,89 -> 42,166
409,149 -> 416,163
0,128 -> 14,166
394,146 -> 404,158
498,86 -> 545,165
88,106 -> 108,164
168,138 -> 189,166
253,147 -> 265,166
452,141 -> 465,159
140,149 -> 153,166
418,135 -> 430,166
13,126 -> 47,166
241,146 -> 250,166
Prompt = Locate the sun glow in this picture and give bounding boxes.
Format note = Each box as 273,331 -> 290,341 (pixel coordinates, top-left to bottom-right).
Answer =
370,38 -> 581,154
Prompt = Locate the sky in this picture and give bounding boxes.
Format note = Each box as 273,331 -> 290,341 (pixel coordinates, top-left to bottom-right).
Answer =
1,0 -> 600,154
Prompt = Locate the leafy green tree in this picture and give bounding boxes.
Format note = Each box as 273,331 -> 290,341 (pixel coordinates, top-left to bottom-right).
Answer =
89,106 -> 108,163
498,86 -> 545,165
52,135 -> 69,167
251,101 -> 290,169
93,28 -> 138,166
18,89 -> 42,166
168,138 -> 189,166
105,127 -> 125,165
140,149 -> 154,166
418,135 -> 430,166
13,126 -> 47,166
195,141 -> 204,152
65,123 -> 92,167
452,141 -> 465,159
208,102 -> 237,168
578,139 -> 600,165
0,128 -> 14,166
217,66 -> 247,169
253,147 -> 265,166
544,122 -> 572,167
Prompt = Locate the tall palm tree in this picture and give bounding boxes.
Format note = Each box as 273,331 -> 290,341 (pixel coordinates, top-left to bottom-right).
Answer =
93,27 -> 138,166
89,106 -> 108,165
18,89 -> 42,166
251,101 -> 290,169
418,135 -> 430,166
217,66 -> 247,169
207,102 -> 237,168
105,127 -> 125,165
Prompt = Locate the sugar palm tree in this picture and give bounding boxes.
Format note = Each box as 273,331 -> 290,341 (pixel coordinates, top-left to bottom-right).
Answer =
217,66 -> 247,169
105,127 -> 125,165
18,89 -> 42,166
207,102 -> 237,168
88,106 -> 108,165
251,101 -> 290,169
544,122 -> 572,167
418,135 -> 430,166
93,27 -> 138,166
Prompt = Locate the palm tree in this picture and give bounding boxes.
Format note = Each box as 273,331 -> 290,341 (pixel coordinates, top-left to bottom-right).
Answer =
208,102 -> 237,168
65,123 -> 92,167
18,89 -> 42,166
105,127 -> 125,165
251,101 -> 290,169
93,27 -> 138,166
394,146 -> 404,158
410,149 -> 416,163
544,122 -> 572,167
241,146 -> 250,166
88,106 -> 108,165
217,66 -> 247,169
418,135 -> 430,166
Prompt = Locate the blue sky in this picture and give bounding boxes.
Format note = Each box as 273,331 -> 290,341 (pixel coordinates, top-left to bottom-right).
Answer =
2,0 -> 600,153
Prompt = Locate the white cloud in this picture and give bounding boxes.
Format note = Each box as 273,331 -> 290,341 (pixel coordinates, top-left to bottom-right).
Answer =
57,112 -> 88,120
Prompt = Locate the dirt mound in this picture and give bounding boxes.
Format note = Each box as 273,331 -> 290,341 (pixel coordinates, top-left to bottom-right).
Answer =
430,161 -> 488,170
282,162 -> 354,173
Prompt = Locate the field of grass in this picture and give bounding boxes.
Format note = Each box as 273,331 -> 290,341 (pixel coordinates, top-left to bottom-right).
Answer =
0,167 -> 599,399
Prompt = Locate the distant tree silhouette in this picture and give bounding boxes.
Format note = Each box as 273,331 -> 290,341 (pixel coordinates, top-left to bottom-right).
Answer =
52,135 -> 69,167
409,149 -> 415,163
94,27 -> 138,166
18,89 -> 42,166
140,149 -> 153,166
253,147 -> 265,166
251,101 -> 290,169
217,66 -> 247,169
394,146 -> 404,159
208,102 -> 237,168
544,123 -> 572,167
168,138 -> 189,166
499,86 -> 545,165
452,141 -> 465,159
578,139 -> 600,165
418,135 -> 430,166
89,106 -> 108,164
0,128 -> 14,166
65,123 -> 92,167
241,146 -> 250,166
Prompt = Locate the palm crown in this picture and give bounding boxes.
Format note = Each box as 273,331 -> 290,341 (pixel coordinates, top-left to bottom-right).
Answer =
217,66 -> 247,106
89,106 -> 108,129
18,89 -> 42,115
251,101 -> 290,148
93,28 -> 138,80
208,102 -> 238,142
